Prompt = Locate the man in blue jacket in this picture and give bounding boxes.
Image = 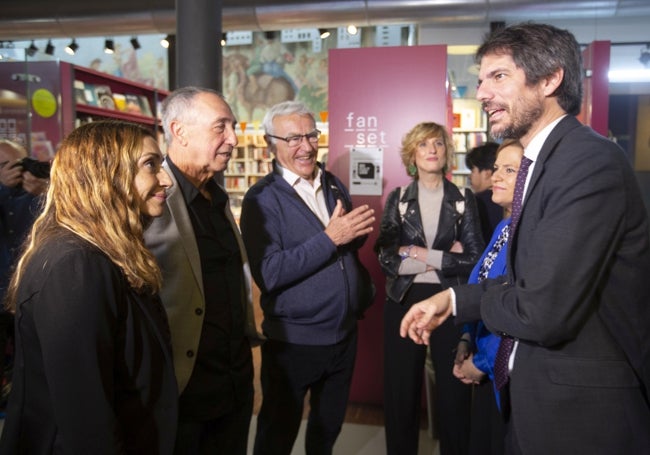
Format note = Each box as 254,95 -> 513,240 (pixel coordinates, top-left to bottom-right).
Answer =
240,101 -> 375,455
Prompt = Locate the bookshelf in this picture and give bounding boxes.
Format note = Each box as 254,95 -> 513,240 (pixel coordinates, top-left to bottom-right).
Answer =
225,132 -> 273,217
451,99 -> 488,188
225,126 -> 329,218
60,62 -> 168,142
0,60 -> 168,159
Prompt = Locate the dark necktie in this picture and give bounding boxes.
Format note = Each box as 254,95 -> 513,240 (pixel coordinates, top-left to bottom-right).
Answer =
508,156 -> 533,237
494,155 -> 532,391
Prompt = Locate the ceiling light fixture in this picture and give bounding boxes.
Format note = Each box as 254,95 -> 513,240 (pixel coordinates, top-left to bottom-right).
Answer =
130,37 -> 141,50
347,24 -> 358,35
640,44 -> 650,68
65,39 -> 79,55
26,40 -> 39,56
104,38 -> 115,54
44,39 -> 55,56
160,35 -> 171,49
319,28 -> 331,39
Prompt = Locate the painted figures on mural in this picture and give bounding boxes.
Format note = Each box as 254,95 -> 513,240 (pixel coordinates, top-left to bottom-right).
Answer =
223,34 -> 329,123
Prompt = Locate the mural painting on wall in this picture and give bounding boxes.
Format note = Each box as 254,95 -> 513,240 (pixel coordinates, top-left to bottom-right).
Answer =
223,33 -> 329,124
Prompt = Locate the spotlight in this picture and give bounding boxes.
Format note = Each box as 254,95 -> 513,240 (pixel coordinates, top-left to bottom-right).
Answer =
160,35 -> 171,49
104,39 -> 115,54
319,28 -> 331,39
640,44 -> 650,68
26,40 -> 39,57
45,40 -> 55,56
65,39 -> 79,55
221,33 -> 227,47
346,24 -> 358,35
130,37 -> 141,50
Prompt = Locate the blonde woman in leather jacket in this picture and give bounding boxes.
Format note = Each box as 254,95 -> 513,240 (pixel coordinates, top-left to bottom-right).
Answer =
375,122 -> 484,455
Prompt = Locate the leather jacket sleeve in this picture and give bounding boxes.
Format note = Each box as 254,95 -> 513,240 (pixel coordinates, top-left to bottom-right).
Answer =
374,183 -> 485,302
374,186 -> 404,279
439,187 -> 485,282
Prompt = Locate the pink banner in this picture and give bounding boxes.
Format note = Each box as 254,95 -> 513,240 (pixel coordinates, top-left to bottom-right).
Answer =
328,44 -> 449,405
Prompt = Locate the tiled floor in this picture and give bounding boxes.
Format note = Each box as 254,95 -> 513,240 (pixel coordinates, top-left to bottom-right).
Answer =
0,416 -> 439,454
247,416 -> 439,455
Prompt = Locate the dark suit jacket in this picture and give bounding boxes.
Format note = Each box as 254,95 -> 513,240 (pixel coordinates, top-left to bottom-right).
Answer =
455,116 -> 650,454
0,231 -> 178,454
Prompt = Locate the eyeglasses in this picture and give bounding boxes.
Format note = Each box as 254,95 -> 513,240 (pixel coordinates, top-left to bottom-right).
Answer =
267,129 -> 321,147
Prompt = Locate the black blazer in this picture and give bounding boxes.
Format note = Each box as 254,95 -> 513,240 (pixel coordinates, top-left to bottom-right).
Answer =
0,231 -> 178,454
455,116 -> 650,453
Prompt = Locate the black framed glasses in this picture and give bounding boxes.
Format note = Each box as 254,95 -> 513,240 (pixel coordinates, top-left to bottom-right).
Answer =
267,129 -> 321,147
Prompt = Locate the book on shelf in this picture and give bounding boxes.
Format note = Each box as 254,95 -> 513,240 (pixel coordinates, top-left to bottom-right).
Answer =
452,112 -> 462,129
124,94 -> 143,115
74,80 -> 87,105
466,132 -> 487,149
252,147 -> 270,160
137,95 -> 153,117
82,84 -> 98,106
94,85 -> 116,110
112,93 -> 127,111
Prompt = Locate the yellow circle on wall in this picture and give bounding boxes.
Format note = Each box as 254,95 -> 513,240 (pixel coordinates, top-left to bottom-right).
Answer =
31,88 -> 57,118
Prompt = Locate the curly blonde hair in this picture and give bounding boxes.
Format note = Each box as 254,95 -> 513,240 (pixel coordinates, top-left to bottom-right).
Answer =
400,122 -> 455,178
5,121 -> 163,310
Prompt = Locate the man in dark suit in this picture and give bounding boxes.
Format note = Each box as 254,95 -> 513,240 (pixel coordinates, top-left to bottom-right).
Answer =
400,23 -> 650,454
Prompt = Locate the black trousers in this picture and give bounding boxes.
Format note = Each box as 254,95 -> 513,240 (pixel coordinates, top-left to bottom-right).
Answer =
468,381 -> 505,455
383,283 -> 471,455
173,384 -> 253,455
253,331 -> 357,455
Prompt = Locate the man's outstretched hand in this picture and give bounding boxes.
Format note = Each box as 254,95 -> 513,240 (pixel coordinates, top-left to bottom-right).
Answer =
399,289 -> 453,345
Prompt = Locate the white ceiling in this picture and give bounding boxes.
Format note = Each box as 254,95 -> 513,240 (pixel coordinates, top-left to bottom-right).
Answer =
1,0 -> 650,41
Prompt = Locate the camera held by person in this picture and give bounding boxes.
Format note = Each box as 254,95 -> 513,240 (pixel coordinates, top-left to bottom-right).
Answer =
13,157 -> 51,180
0,141 -> 50,197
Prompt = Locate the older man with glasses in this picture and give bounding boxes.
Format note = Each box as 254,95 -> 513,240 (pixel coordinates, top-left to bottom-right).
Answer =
240,101 -> 376,455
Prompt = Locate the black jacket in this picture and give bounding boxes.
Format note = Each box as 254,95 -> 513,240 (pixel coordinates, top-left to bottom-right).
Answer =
374,178 -> 484,303
0,231 -> 178,454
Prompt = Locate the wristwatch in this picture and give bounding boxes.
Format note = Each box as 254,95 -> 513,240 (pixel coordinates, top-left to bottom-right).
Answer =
400,245 -> 414,261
